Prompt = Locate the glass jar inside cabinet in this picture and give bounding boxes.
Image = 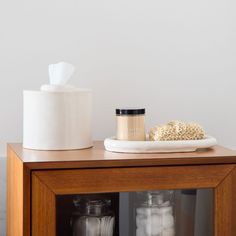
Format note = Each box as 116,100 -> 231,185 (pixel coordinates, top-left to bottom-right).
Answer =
71,196 -> 115,236
134,191 -> 175,236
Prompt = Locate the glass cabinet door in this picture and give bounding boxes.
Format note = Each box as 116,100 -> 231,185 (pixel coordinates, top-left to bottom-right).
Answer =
32,164 -> 234,236
56,189 -> 213,236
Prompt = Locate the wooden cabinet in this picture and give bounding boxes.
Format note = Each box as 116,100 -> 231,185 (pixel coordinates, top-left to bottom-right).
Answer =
7,142 -> 236,236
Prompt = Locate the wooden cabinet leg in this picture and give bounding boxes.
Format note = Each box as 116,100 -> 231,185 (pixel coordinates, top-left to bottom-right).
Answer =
32,174 -> 56,236
214,167 -> 236,236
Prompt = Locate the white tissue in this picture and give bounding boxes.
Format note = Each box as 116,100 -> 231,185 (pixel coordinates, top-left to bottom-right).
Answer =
49,61 -> 75,85
41,62 -> 76,92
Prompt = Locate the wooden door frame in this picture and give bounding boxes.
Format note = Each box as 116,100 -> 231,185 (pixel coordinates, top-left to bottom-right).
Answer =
32,164 -> 236,236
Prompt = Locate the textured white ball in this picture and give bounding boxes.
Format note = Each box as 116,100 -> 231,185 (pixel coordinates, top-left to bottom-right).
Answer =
162,227 -> 175,236
159,206 -> 173,215
136,207 -> 152,216
136,228 -> 146,236
151,207 -> 160,214
145,215 -> 162,235
162,213 -> 174,228
136,215 -> 146,229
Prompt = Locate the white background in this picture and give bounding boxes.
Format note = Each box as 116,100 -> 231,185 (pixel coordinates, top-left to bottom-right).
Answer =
0,0 -> 236,234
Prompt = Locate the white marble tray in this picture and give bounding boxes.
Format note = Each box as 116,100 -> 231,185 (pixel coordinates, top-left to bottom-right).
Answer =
104,136 -> 217,153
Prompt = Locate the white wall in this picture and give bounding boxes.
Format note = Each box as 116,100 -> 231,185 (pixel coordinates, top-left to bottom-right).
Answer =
0,0 -> 236,156
0,0 -> 236,234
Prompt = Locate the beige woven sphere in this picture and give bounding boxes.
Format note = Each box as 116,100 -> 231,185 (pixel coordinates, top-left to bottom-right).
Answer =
149,121 -> 205,141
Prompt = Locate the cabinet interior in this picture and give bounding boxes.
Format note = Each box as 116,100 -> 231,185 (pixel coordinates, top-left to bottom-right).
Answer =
56,189 -> 213,236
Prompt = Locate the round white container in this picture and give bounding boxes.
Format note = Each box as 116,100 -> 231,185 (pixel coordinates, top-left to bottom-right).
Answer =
23,89 -> 92,150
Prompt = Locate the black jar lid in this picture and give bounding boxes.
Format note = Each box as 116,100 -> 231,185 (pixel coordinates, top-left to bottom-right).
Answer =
116,108 -> 145,115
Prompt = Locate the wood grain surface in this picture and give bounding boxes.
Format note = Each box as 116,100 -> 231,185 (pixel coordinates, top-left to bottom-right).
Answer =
231,167 -> 236,234
7,142 -> 236,170
7,147 -> 30,236
32,174 -> 56,236
33,165 -> 234,195
214,166 -> 236,236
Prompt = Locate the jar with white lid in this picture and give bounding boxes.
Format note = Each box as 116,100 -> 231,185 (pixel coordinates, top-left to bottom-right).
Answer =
116,108 -> 146,141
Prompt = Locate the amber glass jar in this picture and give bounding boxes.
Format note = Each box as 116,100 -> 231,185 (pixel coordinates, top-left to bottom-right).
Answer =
116,108 -> 146,141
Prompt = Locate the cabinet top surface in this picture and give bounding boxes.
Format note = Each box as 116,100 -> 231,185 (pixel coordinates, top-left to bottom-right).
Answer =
8,142 -> 236,169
